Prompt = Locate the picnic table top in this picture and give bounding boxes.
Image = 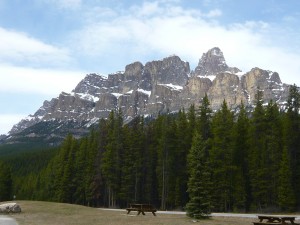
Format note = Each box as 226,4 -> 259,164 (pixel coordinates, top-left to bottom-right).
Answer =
254,215 -> 298,225
258,215 -> 296,220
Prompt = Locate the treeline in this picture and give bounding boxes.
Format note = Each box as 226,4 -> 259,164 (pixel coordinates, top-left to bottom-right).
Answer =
2,85 -> 300,213
0,148 -> 57,201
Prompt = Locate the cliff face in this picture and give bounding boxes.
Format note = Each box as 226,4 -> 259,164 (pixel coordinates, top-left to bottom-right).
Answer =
6,47 -> 290,144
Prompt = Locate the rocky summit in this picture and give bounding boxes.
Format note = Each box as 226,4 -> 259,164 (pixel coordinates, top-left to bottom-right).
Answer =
3,47 -> 290,145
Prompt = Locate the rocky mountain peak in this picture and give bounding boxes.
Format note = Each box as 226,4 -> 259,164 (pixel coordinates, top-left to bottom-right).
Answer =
194,47 -> 241,76
4,47 -> 291,145
124,61 -> 144,81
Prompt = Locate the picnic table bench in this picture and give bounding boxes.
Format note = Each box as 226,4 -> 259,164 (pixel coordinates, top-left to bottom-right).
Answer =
126,204 -> 157,216
253,215 -> 299,225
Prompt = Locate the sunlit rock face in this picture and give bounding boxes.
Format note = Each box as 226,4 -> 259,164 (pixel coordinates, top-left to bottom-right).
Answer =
7,47 -> 290,144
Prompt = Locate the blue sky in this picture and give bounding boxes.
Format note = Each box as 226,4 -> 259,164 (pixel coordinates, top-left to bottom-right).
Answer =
0,0 -> 300,134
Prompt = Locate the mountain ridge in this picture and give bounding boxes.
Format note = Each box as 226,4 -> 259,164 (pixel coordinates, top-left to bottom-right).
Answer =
2,47 -> 291,145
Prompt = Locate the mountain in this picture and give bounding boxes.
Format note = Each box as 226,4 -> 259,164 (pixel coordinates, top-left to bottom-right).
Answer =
2,47 -> 290,145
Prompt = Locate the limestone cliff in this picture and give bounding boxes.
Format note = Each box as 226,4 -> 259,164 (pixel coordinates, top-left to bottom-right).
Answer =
6,47 -> 291,144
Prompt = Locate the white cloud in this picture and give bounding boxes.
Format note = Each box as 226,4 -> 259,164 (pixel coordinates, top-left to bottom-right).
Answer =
0,114 -> 26,135
0,65 -> 85,95
0,65 -> 85,135
132,1 -> 162,17
42,0 -> 82,10
70,1 -> 300,86
205,9 -> 222,18
0,27 -> 72,67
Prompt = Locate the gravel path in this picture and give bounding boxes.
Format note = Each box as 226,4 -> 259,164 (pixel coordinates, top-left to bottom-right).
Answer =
99,208 -> 300,220
0,216 -> 18,225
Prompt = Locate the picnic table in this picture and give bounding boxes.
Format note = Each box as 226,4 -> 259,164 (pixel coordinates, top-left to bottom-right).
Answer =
126,204 -> 157,216
253,215 -> 299,225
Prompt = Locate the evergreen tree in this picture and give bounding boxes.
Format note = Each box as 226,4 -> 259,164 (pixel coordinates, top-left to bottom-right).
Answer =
58,135 -> 77,203
0,161 -> 12,201
186,132 -> 212,219
278,147 -> 296,211
264,101 -> 283,207
197,93 -> 212,141
89,119 -> 108,207
156,114 -> 178,210
101,110 -> 124,207
210,100 -> 235,212
187,104 -> 196,138
73,137 -> 88,205
174,109 -> 190,208
248,89 -> 268,211
143,119 -> 160,207
284,84 -> 300,206
85,128 -> 101,206
44,134 -> 77,202
232,102 -> 250,211
120,116 -> 144,205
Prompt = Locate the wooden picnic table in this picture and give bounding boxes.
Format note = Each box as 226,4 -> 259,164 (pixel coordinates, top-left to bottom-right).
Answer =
253,215 -> 299,225
126,204 -> 157,216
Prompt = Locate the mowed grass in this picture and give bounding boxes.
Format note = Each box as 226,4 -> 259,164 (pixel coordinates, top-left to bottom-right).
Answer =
6,201 -> 254,225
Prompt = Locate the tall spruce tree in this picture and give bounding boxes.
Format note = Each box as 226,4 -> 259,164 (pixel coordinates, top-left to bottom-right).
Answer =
284,84 -> 300,206
210,100 -> 235,212
143,119 -> 160,206
197,93 -> 212,141
120,116 -> 144,205
232,102 -> 250,211
248,89 -> 268,211
186,132 -> 212,219
50,134 -> 77,203
188,104 -> 196,138
85,129 -> 101,206
264,101 -> 283,207
0,161 -> 12,201
174,109 -> 190,208
101,110 -> 124,207
59,136 -> 77,203
278,147 -> 296,211
156,114 -> 178,210
73,137 -> 88,205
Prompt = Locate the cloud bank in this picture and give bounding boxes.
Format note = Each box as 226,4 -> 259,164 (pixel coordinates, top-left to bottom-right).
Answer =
1,0 -> 300,135
0,27 -> 71,67
70,1 -> 300,85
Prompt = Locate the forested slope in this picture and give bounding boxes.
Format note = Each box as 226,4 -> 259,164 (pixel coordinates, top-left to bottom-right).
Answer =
1,85 -> 300,213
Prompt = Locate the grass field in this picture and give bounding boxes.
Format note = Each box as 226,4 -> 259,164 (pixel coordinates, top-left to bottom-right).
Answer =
6,201 -> 255,225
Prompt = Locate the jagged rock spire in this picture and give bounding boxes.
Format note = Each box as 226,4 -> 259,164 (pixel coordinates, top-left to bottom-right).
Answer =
194,47 -> 240,76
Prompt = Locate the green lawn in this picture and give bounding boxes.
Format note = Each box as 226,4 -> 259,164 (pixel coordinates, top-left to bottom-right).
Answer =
7,201 -> 254,225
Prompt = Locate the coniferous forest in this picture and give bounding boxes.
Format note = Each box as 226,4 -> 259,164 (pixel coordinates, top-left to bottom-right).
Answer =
1,85 -> 300,214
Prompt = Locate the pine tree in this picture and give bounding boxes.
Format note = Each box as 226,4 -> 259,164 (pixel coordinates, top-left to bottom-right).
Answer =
89,119 -> 108,207
156,114 -> 178,210
49,134 -> 77,202
120,116 -> 144,205
73,137 -> 88,205
197,93 -> 212,141
58,136 -> 77,203
143,119 -> 160,207
174,109 -> 190,208
284,84 -> 300,206
0,161 -> 12,201
248,89 -> 268,211
210,100 -> 235,212
187,104 -> 196,139
232,102 -> 250,211
278,147 -> 296,211
85,128 -> 101,207
101,110 -> 124,207
186,132 -> 212,219
264,101 -> 283,207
